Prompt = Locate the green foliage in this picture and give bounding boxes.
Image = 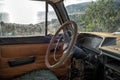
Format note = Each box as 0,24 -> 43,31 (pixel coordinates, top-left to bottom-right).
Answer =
82,0 -> 120,32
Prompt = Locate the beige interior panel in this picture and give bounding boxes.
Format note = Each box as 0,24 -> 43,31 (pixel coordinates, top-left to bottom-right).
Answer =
0,43 -> 70,79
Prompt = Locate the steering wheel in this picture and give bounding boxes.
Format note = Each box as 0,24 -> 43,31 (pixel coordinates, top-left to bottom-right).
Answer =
45,21 -> 78,69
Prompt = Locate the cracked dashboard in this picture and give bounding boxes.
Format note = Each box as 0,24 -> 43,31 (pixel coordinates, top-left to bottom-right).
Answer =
76,33 -> 102,53
71,32 -> 120,80
76,32 -> 117,53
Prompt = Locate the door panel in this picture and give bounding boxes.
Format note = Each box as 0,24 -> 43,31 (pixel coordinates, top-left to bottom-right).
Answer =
0,37 -> 70,79
0,36 -> 51,45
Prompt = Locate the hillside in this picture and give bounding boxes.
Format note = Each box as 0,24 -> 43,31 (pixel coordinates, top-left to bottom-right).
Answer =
37,1 -> 120,23
66,1 -> 120,14
66,2 -> 90,14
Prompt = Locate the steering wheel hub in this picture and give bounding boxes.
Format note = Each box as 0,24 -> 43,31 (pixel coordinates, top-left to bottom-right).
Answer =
45,21 -> 78,69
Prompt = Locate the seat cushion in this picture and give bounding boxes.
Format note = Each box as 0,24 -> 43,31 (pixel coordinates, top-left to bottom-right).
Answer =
13,70 -> 58,80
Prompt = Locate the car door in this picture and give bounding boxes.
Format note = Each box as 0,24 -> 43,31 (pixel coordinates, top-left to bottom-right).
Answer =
0,1 -> 69,79
0,35 -> 69,79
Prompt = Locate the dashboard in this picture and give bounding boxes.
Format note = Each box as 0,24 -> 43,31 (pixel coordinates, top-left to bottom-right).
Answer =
76,32 -> 117,52
76,33 -> 103,54
71,32 -> 120,80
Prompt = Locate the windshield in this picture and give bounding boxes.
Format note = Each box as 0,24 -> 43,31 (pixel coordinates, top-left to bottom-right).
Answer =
64,0 -> 120,33
0,0 -> 120,37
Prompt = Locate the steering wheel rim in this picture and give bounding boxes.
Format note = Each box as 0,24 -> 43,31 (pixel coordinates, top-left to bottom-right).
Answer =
45,21 -> 78,69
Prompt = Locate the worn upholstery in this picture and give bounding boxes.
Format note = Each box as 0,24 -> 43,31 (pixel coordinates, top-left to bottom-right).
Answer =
13,70 -> 58,80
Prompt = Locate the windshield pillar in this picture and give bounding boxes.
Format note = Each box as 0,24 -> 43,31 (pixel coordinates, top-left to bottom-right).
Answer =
49,0 -> 73,34
49,1 -> 70,24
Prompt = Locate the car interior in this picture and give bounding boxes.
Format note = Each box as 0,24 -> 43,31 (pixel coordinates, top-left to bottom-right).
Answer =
0,0 -> 120,80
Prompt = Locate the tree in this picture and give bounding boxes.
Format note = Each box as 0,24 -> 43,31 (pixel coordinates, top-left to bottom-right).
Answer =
82,0 -> 120,32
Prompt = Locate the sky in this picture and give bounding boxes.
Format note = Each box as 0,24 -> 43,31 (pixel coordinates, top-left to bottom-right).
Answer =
3,0 -> 95,24
65,0 -> 96,5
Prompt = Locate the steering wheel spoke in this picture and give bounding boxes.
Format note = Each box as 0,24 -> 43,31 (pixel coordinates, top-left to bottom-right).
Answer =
45,21 -> 78,69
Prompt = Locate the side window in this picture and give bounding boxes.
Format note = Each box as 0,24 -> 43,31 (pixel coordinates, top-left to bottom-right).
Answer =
47,4 -> 60,35
0,1 -> 45,37
0,22 -> 45,37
